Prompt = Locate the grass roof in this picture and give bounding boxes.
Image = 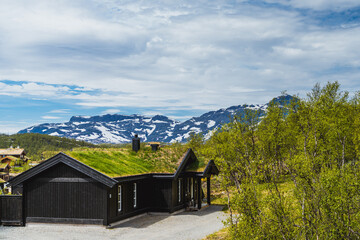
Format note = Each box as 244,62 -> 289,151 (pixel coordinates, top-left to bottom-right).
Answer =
1,156 -> 19,162
50,145 -> 195,178
185,158 -> 207,172
0,163 -> 9,169
0,148 -> 25,155
0,178 -> 5,183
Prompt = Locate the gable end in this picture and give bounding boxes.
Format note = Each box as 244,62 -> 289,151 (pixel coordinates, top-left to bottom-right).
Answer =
173,148 -> 197,179
202,160 -> 219,177
8,152 -> 117,188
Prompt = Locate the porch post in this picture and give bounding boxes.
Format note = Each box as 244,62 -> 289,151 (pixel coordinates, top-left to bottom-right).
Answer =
207,177 -> 211,205
197,178 -> 202,210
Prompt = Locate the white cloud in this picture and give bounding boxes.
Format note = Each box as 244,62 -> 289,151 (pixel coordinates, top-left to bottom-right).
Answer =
142,111 -> 168,117
0,0 -> 359,124
288,0 -> 360,11
167,115 -> 193,121
48,109 -> 70,114
264,0 -> 360,11
0,82 -> 70,97
101,109 -> 121,115
41,116 -> 62,120
0,123 -> 25,134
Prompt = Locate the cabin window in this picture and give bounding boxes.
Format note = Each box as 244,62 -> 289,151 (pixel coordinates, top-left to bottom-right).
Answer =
133,183 -> 137,208
118,185 -> 122,212
178,179 -> 182,203
190,178 -> 194,199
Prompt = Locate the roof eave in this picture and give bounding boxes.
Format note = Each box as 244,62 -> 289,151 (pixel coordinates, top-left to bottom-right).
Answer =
173,148 -> 197,179
8,152 -> 117,188
202,160 -> 220,177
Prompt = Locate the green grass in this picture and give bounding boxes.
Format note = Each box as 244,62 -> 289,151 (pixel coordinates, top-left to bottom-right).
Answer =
10,164 -> 30,173
69,149 -> 155,177
203,228 -> 230,240
56,145 -> 190,177
186,156 -> 207,172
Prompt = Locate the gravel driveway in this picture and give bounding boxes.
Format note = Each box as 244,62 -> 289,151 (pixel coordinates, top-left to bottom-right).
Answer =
0,205 -> 226,240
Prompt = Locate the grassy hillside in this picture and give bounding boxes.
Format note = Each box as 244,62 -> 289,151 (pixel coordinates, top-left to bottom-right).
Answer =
43,144 -> 198,177
0,133 -> 96,161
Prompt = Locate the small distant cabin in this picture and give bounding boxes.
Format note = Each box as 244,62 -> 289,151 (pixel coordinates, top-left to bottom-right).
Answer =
8,146 -> 219,226
0,163 -> 11,181
1,156 -> 19,165
0,148 -> 28,164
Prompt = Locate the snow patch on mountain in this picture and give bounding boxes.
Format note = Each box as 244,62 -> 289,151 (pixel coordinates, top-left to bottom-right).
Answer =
95,125 -> 120,143
18,95 -> 295,144
207,120 -> 216,128
146,125 -> 156,136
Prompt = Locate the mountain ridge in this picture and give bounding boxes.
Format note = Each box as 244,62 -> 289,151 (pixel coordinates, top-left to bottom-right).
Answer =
18,95 -> 294,144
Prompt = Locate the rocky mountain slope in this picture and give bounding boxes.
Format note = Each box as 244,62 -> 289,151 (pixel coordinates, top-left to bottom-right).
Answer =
18,95 -> 294,144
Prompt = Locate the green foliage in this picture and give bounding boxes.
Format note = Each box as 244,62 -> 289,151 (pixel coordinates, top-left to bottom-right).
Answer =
186,132 -> 205,154
317,164 -> 360,239
203,82 -> 360,239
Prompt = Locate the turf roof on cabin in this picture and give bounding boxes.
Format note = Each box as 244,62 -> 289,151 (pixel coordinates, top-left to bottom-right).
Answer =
0,163 -> 10,169
185,160 -> 206,172
61,146 -> 206,178
1,156 -> 20,162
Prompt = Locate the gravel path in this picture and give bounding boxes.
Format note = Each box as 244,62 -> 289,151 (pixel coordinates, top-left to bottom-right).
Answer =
0,205 -> 226,240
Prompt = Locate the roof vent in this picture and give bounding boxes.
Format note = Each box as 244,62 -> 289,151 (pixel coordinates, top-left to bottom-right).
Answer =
132,134 -> 140,152
149,142 -> 160,151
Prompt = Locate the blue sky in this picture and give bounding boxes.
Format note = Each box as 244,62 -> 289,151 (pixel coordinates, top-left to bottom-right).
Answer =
1,0 -> 360,133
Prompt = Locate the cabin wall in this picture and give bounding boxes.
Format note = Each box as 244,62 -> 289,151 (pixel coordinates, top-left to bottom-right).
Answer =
23,163 -> 108,225
108,177 -> 173,224
108,178 -> 152,223
152,178 -> 172,211
171,176 -> 203,211
171,178 -> 186,212
0,195 -> 23,226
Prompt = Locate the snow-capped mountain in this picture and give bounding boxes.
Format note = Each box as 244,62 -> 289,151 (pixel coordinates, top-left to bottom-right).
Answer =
19,114 -> 179,144
18,95 -> 294,144
170,103 -> 268,142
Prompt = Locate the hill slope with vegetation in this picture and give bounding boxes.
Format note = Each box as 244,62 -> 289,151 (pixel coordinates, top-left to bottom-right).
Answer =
197,81 -> 360,239
0,133 -> 96,161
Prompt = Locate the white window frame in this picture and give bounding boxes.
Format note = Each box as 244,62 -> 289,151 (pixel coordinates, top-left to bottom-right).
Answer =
118,185 -> 122,212
133,183 -> 137,208
178,179 -> 182,203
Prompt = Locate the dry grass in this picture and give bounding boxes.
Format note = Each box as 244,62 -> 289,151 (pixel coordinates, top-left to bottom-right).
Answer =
203,227 -> 230,240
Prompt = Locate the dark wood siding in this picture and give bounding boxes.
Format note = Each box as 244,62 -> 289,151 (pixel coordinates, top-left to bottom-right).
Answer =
24,163 -> 108,225
171,178 -> 186,212
108,178 -> 151,223
152,178 -> 172,211
0,195 -> 23,225
108,177 -> 174,224
108,185 -> 118,220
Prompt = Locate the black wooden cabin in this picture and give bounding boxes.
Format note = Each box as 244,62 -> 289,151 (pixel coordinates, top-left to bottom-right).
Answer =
7,149 -> 219,226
